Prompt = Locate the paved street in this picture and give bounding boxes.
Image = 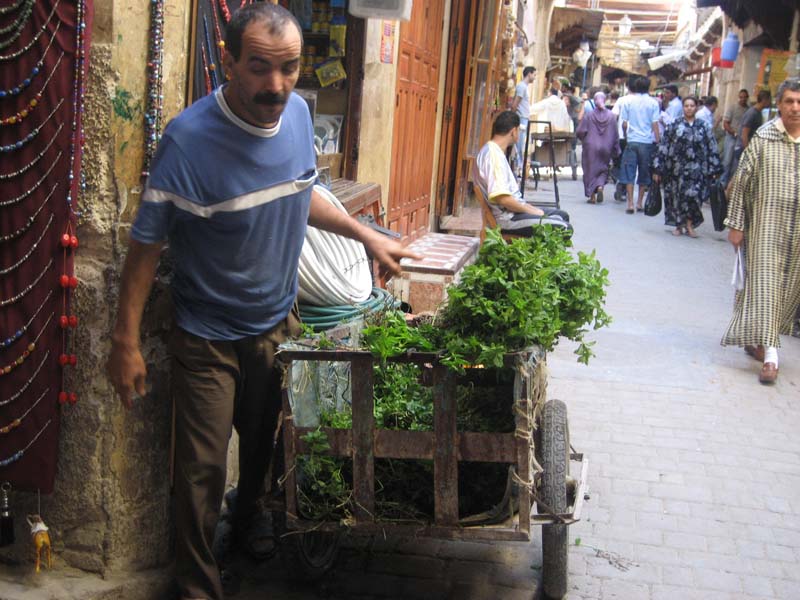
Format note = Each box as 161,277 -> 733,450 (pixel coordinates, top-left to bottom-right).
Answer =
228,176 -> 800,600
547,175 -> 800,600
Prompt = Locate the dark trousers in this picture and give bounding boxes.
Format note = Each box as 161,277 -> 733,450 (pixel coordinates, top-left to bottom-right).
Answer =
170,311 -> 300,600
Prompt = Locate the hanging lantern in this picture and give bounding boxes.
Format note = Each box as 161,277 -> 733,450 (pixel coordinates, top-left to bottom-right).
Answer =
711,47 -> 722,67
618,14 -> 633,38
720,32 -> 740,63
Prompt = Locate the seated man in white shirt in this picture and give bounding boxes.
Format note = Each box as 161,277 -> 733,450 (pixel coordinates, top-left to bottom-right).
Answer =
473,111 -> 571,235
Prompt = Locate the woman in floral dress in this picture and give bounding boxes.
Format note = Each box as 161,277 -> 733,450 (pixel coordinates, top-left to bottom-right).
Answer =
652,96 -> 722,237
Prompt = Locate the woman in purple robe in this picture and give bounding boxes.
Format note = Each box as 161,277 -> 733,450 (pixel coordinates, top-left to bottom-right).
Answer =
576,92 -> 621,203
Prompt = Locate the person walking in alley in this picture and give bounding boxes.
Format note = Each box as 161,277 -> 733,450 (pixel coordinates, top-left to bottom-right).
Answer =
473,111 -> 571,234
652,96 -> 722,237
105,5 -> 417,600
663,84 -> 683,123
720,89 -> 749,186
730,88 -> 772,179
576,91 -> 620,204
619,76 -> 660,214
511,66 -> 536,177
721,78 -> 800,385
696,95 -> 717,129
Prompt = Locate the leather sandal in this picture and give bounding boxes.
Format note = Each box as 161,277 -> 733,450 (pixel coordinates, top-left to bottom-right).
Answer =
744,345 -> 765,362
759,362 -> 779,385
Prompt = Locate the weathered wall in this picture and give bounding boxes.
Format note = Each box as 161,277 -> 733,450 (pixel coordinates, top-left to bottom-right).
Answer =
0,0 -> 190,579
355,19 -> 400,210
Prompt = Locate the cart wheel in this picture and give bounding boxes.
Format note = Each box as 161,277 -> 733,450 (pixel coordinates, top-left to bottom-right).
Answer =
272,511 -> 342,581
538,399 -> 570,600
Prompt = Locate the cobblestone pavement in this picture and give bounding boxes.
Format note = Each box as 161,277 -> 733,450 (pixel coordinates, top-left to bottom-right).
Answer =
227,176 -> 800,600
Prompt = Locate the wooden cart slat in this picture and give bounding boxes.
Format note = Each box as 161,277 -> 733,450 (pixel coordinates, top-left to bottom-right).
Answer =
351,355 -> 375,522
433,366 -> 459,525
294,428 -> 517,463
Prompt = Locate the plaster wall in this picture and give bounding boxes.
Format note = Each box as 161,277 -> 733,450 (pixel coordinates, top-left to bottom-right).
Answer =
0,0 -> 190,581
356,19 -> 400,213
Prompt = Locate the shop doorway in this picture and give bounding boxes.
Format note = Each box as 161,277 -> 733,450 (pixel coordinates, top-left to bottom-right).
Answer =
435,0 -> 504,219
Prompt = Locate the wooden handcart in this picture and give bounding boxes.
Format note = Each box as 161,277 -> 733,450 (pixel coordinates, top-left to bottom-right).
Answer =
271,347 -> 589,600
520,122 -> 578,208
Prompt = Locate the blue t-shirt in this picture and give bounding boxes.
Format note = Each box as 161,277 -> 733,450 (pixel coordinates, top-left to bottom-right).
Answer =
132,87 -> 317,340
620,94 -> 660,144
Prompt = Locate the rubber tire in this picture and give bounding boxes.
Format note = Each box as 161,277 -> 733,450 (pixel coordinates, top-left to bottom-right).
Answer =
272,510 -> 342,581
538,399 -> 570,600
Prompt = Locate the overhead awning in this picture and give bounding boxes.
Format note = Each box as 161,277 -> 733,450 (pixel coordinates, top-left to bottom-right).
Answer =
686,7 -> 724,64
696,0 -> 800,49
549,7 -> 605,57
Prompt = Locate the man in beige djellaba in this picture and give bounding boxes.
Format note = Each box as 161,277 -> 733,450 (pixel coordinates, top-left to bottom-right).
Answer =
721,78 -> 800,385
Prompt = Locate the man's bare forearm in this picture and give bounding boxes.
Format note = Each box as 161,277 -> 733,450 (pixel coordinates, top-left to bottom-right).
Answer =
112,239 -> 164,348
308,188 -> 374,242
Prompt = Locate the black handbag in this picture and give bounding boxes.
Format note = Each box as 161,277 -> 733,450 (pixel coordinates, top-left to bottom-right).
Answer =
709,181 -> 727,231
644,184 -> 662,216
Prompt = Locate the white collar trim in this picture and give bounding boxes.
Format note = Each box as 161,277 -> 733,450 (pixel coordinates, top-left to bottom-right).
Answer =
775,118 -> 800,144
215,86 -> 281,138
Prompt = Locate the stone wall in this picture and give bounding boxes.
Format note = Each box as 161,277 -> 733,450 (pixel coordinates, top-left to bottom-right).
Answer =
1,0 -> 190,578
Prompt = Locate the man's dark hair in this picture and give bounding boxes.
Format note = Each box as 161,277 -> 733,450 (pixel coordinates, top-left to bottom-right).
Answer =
550,88 -> 559,96
609,91 -> 620,101
225,3 -> 302,61
492,110 -> 521,136
631,77 -> 649,94
665,84 -> 679,97
705,95 -> 718,107
776,78 -> 800,102
756,88 -> 772,104
739,88 -> 749,96
522,66 -> 536,78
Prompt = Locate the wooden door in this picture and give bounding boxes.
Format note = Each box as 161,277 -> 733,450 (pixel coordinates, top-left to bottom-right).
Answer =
434,1 -> 474,217
447,0 -> 504,216
387,0 -> 445,240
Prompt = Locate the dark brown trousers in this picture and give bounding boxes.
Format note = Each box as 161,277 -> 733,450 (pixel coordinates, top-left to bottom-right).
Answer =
169,312 -> 299,600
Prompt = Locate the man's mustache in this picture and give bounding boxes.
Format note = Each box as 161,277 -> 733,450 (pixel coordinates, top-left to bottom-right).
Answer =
253,92 -> 287,106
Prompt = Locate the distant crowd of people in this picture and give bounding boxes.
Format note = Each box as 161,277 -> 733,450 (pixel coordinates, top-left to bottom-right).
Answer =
481,69 -> 800,387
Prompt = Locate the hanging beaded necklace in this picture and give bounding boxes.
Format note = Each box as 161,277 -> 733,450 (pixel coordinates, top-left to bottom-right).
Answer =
0,97 -> 64,153
201,44 -> 212,95
0,350 -> 48,407
0,0 -> 35,49
0,0 -> 61,62
0,214 -> 53,276
0,418 -> 51,468
0,258 -> 53,308
0,184 -> 57,244
0,24 -> 61,100
0,156 -> 61,207
0,124 -> 63,181
219,0 -> 231,23
1,51 -> 64,126
209,0 -> 225,64
0,313 -> 53,377
0,388 -> 49,435
203,15 -> 218,89
141,0 -> 164,182
64,0 -> 86,216
0,290 -> 53,350
0,0 -> 28,16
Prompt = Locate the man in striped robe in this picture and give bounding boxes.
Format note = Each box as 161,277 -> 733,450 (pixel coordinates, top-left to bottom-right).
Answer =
722,78 -> 800,384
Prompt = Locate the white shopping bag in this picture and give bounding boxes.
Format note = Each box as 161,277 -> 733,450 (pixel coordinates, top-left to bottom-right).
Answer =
731,247 -> 745,291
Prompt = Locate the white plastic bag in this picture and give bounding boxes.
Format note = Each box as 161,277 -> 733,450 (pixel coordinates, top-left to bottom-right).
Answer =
731,247 -> 745,291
